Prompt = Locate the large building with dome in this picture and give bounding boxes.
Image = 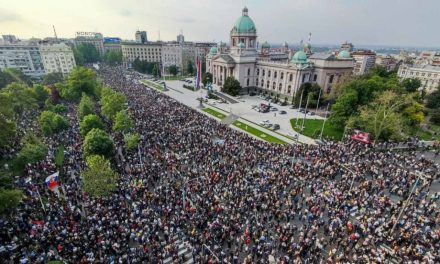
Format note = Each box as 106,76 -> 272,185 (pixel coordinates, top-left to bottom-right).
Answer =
206,7 -> 354,98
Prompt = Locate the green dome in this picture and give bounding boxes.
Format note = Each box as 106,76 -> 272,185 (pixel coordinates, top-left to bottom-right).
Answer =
261,41 -> 270,49
238,42 -> 245,49
304,42 -> 311,49
210,46 -> 218,55
338,50 -> 351,59
232,7 -> 256,33
291,51 -> 308,64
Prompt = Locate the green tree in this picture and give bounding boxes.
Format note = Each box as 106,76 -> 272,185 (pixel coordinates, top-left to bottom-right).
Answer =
81,155 -> 118,198
61,67 -> 98,101
357,91 -> 409,142
104,50 -> 122,66
168,65 -> 178,76
2,83 -> 37,113
80,114 -> 105,137
73,48 -> 85,66
430,110 -> 440,125
0,189 -> 23,215
329,89 -> 359,130
101,87 -> 126,120
1,68 -> 32,87
0,93 -> 16,147
42,72 -> 64,86
113,110 -> 134,133
83,128 -> 114,158
202,72 -> 213,87
223,76 -> 241,96
13,135 -> 48,171
33,85 -> 49,108
38,111 -> 69,136
74,43 -> 101,64
78,93 -> 95,120
426,86 -> 440,109
403,99 -> 424,125
124,133 -> 140,150
152,63 -> 161,78
294,83 -> 321,108
187,60 -> 194,75
402,78 -> 421,93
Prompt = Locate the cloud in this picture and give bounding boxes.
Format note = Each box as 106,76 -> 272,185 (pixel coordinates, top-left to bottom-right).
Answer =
119,9 -> 132,17
174,17 -> 195,24
0,8 -> 21,23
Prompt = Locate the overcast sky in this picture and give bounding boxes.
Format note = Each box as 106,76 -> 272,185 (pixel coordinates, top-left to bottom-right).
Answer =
0,0 -> 438,47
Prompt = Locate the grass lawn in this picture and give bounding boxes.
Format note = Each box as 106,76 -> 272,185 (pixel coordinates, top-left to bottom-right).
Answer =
290,118 -> 343,141
163,75 -> 193,81
141,80 -> 165,92
202,108 -> 227,120
233,121 -> 287,144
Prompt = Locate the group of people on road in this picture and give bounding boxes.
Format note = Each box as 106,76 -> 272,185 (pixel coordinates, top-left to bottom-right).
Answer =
1,65 -> 439,263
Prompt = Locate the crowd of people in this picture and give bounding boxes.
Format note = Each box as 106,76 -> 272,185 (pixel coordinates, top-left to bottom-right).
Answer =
0,65 -> 439,263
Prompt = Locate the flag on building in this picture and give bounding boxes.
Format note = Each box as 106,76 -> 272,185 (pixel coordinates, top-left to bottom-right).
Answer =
45,172 -> 59,190
195,56 -> 201,89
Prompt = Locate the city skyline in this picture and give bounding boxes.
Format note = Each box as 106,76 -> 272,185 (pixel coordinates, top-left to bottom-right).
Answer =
0,0 -> 439,48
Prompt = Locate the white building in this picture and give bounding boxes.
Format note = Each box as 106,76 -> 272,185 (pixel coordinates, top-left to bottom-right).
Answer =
0,41 -> 45,77
206,7 -> 354,98
162,43 -> 182,70
39,43 -> 76,76
398,64 -> 440,92
135,31 -> 147,44
375,54 -> 398,72
352,50 -> 376,75
121,42 -> 162,67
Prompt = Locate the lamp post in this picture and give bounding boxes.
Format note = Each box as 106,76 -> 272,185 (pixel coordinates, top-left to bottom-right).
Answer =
295,90 -> 304,127
315,88 -> 322,114
319,103 -> 330,140
301,93 -> 311,131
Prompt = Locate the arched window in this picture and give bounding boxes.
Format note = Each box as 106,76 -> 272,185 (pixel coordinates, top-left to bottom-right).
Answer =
272,82 -> 276,89
289,74 -> 293,82
287,85 -> 291,94
246,78 -> 250,86
262,70 -> 265,77
256,69 -> 260,76
267,81 -> 270,88
256,78 -> 259,86
268,71 -> 271,78
279,83 -> 282,91
274,71 -> 277,78
329,75 -> 334,83
281,72 -> 284,79
247,68 -> 250,76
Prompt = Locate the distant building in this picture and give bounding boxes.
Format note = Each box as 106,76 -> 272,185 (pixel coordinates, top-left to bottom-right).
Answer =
398,64 -> 440,92
103,37 -> 122,53
135,31 -> 147,44
340,42 -> 354,52
432,53 -> 440,66
121,42 -> 162,68
74,32 -> 105,56
375,54 -> 398,71
206,7 -> 354,97
162,43 -> 182,72
39,42 -> 76,76
351,50 -> 376,75
177,34 -> 185,45
0,40 -> 45,77
2,35 -> 18,44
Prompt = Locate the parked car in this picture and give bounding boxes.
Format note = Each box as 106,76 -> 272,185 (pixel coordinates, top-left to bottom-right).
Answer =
249,92 -> 256,96
310,112 -> 316,116
280,101 -> 287,106
266,123 -> 273,128
270,107 -> 278,111
290,105 -> 296,109
272,124 -> 280,130
279,110 -> 287,114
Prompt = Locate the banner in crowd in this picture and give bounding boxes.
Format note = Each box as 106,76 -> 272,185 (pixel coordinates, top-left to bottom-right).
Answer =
45,172 -> 59,190
351,131 -> 370,144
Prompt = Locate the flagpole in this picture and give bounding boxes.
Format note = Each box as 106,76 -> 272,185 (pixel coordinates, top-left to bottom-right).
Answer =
301,93 -> 310,131
36,187 -> 46,213
295,90 -> 304,127
319,103 -> 330,140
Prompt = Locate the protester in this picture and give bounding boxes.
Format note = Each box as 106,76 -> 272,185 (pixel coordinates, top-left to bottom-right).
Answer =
0,65 -> 438,263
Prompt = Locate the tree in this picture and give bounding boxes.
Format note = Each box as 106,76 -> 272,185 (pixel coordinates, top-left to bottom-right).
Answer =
357,91 -> 409,142
43,72 -> 64,86
2,82 -> 37,113
0,93 -> 16,147
0,189 -> 23,215
34,85 -> 49,108
402,78 -> 421,93
430,110 -> 440,125
78,93 -> 95,120
81,155 -> 118,198
83,128 -> 114,158
113,110 -> 134,133
187,60 -> 194,75
101,87 -> 127,120
13,135 -> 48,171
61,67 -> 98,101
80,114 -> 104,137
38,111 -> 69,136
124,133 -> 140,150
152,63 -> 161,78
294,83 -> 321,108
168,65 -> 178,76
403,99 -> 424,125
426,86 -> 440,109
202,72 -> 213,87
223,76 -> 241,96
104,50 -> 122,66
1,68 -> 32,87
73,44 -> 101,64
329,89 -> 359,130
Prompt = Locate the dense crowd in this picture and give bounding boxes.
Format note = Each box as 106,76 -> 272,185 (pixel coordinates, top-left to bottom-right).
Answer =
0,65 -> 439,263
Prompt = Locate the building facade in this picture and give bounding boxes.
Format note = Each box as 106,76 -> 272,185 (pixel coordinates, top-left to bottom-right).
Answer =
375,54 -> 398,72
39,43 -> 76,76
352,50 -> 376,75
103,37 -> 122,54
206,7 -> 354,98
121,42 -> 162,68
135,31 -> 147,44
0,41 -> 45,77
398,64 -> 440,92
74,32 -> 105,56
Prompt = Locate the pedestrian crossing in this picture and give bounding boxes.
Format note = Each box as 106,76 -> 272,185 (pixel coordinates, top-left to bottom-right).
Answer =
163,235 -> 194,264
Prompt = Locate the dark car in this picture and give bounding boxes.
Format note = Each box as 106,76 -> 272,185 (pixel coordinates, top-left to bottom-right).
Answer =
272,124 -> 280,130
280,101 -> 287,106
249,92 -> 256,96
310,112 -> 316,116
279,110 -> 287,114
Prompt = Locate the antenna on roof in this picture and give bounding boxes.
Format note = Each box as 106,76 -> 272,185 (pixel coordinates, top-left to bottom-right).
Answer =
308,32 -> 312,43
158,30 -> 161,41
53,25 -> 58,39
